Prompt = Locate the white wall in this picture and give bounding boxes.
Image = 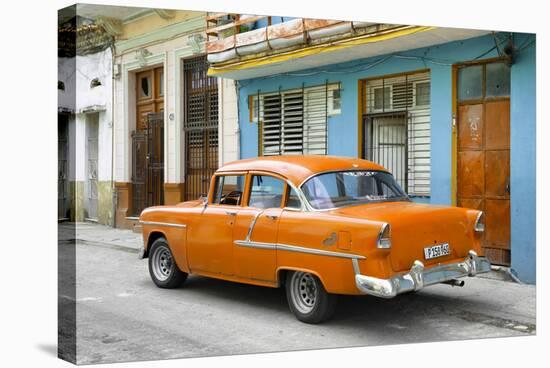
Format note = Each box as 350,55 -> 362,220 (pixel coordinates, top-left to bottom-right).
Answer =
59,48 -> 113,184
219,78 -> 239,165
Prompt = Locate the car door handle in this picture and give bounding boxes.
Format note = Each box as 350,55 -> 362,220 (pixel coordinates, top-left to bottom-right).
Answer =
225,210 -> 237,216
266,214 -> 278,220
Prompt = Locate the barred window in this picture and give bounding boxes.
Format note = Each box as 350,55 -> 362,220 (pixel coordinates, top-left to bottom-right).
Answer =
363,71 -> 431,196
253,83 -> 340,156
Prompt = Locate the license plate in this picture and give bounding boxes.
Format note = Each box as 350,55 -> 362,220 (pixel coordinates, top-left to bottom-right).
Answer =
424,243 -> 450,260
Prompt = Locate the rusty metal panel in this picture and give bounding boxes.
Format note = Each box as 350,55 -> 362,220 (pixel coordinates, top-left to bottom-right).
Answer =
485,100 -> 510,150
206,36 -> 235,53
485,199 -> 510,249
303,19 -> 343,31
457,151 -> 485,198
236,27 -> 267,47
457,104 -> 483,150
268,18 -> 304,39
485,150 -> 510,199
456,62 -> 511,266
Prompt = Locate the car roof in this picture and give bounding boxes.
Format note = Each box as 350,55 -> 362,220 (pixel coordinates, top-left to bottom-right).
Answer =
216,155 -> 388,186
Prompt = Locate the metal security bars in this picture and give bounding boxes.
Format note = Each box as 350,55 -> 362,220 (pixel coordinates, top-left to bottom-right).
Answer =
183,55 -> 219,201
131,112 -> 165,216
363,72 -> 431,196
258,83 -> 339,156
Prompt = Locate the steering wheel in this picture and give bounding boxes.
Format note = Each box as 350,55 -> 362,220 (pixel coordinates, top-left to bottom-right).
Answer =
220,190 -> 242,205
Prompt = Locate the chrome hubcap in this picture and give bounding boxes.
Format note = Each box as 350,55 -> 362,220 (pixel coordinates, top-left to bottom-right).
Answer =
290,272 -> 318,314
152,245 -> 173,281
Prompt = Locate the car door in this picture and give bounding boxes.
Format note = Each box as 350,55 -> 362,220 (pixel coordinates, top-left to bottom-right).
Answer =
232,173 -> 287,284
187,173 -> 246,275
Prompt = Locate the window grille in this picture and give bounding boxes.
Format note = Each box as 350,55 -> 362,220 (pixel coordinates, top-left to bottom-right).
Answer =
363,72 -> 431,196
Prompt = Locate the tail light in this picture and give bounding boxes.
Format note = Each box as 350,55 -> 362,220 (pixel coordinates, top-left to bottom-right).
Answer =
377,223 -> 391,249
474,212 -> 485,233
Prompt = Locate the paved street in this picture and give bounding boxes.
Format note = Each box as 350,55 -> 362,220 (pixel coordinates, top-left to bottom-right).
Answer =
59,223 -> 536,365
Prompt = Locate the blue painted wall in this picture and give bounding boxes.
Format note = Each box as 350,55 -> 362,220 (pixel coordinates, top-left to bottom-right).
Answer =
510,34 -> 536,283
236,33 -> 536,282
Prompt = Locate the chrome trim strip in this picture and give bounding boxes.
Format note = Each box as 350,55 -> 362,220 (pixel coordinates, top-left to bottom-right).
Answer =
234,240 -> 277,250
245,210 -> 265,241
139,221 -> 187,229
277,243 -> 365,259
234,240 -> 366,260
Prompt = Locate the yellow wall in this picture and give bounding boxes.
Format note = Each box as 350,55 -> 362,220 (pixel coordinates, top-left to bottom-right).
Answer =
118,10 -> 204,40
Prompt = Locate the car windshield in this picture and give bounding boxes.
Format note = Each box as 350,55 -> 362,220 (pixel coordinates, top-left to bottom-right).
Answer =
301,170 -> 409,210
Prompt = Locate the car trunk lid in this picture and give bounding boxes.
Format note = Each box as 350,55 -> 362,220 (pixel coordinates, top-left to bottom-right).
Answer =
332,201 -> 473,272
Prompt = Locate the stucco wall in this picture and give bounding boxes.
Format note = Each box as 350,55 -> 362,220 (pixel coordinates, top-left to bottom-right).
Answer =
219,78 -> 240,165
112,15 -> 205,184
510,34 -> 536,283
59,48 -> 114,225
236,32 -> 536,282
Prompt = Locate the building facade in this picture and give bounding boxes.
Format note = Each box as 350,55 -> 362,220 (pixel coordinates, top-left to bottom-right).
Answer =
206,16 -> 536,283
67,5 -> 240,230
58,11 -> 114,225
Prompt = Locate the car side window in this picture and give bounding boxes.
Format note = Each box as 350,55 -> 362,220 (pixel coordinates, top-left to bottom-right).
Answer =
285,186 -> 302,209
249,175 -> 285,209
212,175 -> 245,206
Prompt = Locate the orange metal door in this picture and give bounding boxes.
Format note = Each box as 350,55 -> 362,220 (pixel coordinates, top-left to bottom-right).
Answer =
232,208 -> 282,283
187,205 -> 237,275
457,100 -> 510,265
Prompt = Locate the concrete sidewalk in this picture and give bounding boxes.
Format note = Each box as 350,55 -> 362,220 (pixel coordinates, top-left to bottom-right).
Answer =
59,222 -> 142,251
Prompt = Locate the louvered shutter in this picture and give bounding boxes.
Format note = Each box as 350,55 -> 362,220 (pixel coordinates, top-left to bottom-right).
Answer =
281,91 -> 304,154
261,94 -> 282,156
259,83 -> 338,156
364,72 -> 431,196
304,86 -> 328,154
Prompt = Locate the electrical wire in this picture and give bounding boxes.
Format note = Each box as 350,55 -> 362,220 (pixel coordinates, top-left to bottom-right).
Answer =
238,33 -> 535,88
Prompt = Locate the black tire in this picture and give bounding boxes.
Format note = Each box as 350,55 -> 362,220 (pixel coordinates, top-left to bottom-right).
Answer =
285,271 -> 337,324
148,237 -> 187,288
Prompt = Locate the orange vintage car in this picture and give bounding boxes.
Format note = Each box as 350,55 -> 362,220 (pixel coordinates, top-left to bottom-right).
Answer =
139,155 -> 490,323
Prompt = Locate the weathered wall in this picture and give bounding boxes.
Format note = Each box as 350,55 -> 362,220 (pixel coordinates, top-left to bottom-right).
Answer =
236,32 -> 537,282
59,47 -> 113,225
219,78 -> 240,165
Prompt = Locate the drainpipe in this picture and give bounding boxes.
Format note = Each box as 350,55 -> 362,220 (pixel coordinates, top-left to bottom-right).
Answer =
110,43 -> 117,228
219,78 -> 224,166
234,80 -> 241,159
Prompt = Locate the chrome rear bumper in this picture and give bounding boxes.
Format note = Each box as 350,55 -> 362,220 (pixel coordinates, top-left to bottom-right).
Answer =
354,250 -> 491,298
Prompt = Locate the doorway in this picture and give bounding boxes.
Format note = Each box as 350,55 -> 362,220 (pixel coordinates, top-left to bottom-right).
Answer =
58,114 -> 69,220
131,66 -> 165,216
86,113 -> 99,221
456,60 -> 511,265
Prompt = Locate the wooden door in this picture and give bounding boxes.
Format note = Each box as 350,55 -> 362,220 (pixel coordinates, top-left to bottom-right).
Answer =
136,67 -> 164,130
456,61 -> 511,265
132,66 -> 164,216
